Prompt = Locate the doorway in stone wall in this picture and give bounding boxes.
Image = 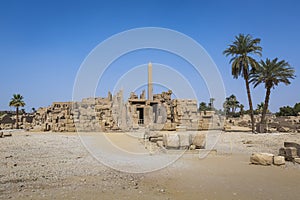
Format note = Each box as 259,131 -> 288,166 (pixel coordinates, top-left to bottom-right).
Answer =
137,107 -> 144,125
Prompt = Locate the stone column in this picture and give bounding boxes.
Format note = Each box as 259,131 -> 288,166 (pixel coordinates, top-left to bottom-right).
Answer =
148,62 -> 153,101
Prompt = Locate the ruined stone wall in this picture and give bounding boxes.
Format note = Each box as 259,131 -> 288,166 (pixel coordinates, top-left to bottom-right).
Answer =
172,99 -> 199,130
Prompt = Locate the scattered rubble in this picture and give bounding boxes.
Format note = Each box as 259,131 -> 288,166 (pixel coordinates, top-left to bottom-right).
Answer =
250,142 -> 300,166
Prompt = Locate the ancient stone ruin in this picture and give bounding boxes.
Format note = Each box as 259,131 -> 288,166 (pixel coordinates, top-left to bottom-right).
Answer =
24,88 -> 222,132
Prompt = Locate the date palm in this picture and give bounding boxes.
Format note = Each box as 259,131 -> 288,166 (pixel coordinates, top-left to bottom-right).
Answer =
223,34 -> 262,132
250,58 -> 295,125
256,102 -> 264,114
9,94 -> 26,129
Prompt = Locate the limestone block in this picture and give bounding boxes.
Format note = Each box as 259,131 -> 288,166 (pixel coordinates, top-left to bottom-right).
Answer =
284,142 -> 300,157
277,126 -> 290,132
294,157 -> 300,164
250,153 -> 274,166
157,116 -> 163,124
279,147 -> 298,161
156,141 -> 163,148
176,125 -> 187,131
163,133 -> 179,149
191,132 -> 206,149
273,156 -> 285,166
178,133 -> 191,147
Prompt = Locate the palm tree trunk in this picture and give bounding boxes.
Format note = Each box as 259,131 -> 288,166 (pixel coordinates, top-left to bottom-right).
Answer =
243,71 -> 255,133
16,107 -> 19,129
261,87 -> 271,124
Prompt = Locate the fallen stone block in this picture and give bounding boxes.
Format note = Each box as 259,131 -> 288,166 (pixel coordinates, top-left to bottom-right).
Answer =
294,157 -> 300,164
178,133 -> 191,148
163,133 -> 179,149
191,132 -> 206,149
277,127 -> 290,132
256,123 -> 267,133
273,156 -> 285,166
250,153 -> 274,166
279,147 -> 298,161
284,142 -> 300,157
3,132 -> 12,137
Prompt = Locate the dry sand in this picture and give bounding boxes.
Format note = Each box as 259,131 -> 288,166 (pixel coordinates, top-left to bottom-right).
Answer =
1,130 -> 300,200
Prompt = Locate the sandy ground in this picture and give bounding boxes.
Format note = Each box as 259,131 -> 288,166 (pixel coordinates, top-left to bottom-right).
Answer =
1,130 -> 300,200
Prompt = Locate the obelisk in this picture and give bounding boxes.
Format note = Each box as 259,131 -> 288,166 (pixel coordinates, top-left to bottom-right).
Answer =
148,62 -> 153,101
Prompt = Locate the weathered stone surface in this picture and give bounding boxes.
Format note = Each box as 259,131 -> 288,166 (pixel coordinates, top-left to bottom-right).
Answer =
176,125 -> 187,132
284,142 -> 300,157
0,131 -> 3,138
191,132 -> 206,149
279,147 -> 298,161
223,125 -> 231,131
277,126 -> 290,132
189,144 -> 196,150
294,157 -> 300,164
3,132 -> 12,137
250,153 -> 274,166
163,133 -> 179,149
273,156 -> 285,166
156,141 -> 163,148
178,133 -> 191,148
256,123 -> 267,133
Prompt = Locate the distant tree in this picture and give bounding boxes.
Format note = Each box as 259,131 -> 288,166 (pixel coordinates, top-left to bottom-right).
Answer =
31,107 -> 36,113
293,103 -> 300,115
199,102 -> 208,112
276,106 -> 296,116
250,58 -> 295,124
223,34 -> 262,132
256,102 -> 264,114
223,94 -> 240,114
9,94 -> 26,129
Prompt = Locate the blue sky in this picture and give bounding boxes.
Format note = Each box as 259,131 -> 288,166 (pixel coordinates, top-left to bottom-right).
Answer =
0,0 -> 299,112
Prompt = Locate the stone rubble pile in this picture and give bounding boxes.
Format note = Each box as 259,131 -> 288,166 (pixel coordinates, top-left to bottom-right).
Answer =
250,142 -> 300,166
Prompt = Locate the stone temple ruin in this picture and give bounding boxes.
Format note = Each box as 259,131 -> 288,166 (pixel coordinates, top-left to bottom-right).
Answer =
12,62 -> 222,132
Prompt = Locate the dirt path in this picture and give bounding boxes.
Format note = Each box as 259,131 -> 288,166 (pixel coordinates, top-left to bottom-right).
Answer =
1,131 -> 300,199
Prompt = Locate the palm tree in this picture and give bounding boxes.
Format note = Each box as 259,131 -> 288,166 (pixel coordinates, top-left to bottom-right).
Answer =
9,94 -> 26,129
223,94 -> 240,115
229,94 -> 240,113
250,58 -> 295,125
199,102 -> 208,112
256,102 -> 264,114
223,34 -> 262,132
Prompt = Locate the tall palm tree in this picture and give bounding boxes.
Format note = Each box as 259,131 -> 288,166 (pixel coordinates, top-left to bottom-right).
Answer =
223,34 -> 262,132
250,58 -> 295,125
9,94 -> 26,129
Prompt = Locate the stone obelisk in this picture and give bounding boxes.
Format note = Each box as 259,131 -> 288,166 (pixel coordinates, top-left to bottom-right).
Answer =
148,62 -> 153,101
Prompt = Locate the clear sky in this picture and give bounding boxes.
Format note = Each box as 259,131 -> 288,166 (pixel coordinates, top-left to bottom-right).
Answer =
1,0 -> 299,112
